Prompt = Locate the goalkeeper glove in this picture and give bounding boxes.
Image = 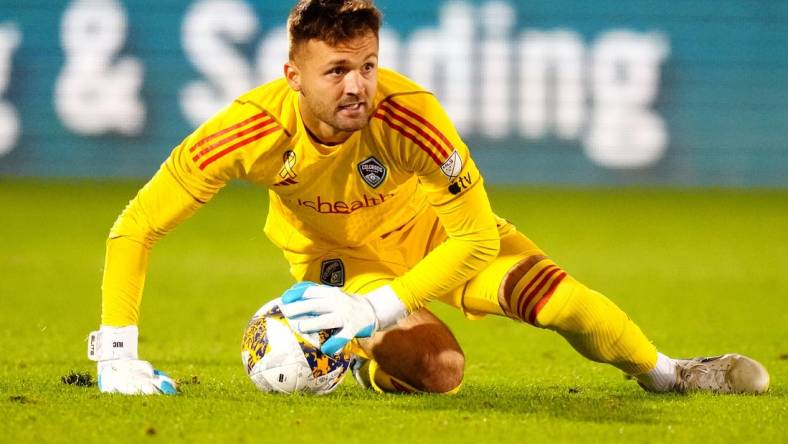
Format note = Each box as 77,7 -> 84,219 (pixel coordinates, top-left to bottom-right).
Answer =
87,326 -> 177,395
280,281 -> 407,355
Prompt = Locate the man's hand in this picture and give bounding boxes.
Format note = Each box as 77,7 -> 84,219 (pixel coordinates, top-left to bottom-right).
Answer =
96,359 -> 177,395
280,281 -> 408,355
87,326 -> 177,395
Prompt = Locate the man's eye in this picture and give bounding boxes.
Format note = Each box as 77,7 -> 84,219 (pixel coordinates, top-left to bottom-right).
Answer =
363,63 -> 375,72
330,67 -> 345,76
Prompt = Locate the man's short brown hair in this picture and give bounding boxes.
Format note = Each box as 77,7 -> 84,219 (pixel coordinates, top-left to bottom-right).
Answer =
288,0 -> 382,60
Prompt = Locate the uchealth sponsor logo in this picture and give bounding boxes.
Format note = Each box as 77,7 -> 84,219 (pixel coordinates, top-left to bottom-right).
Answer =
297,193 -> 395,214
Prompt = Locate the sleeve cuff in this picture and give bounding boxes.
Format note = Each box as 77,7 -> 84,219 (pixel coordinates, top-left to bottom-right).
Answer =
87,325 -> 139,361
364,285 -> 408,330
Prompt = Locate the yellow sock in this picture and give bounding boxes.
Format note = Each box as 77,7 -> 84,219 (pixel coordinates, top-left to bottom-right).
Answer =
501,256 -> 657,375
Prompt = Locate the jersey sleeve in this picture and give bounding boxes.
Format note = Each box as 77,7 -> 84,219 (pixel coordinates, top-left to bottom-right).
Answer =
377,93 -> 501,311
101,101 -> 283,326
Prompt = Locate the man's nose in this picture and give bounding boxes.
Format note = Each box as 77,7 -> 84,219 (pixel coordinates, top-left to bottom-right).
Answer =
343,70 -> 364,96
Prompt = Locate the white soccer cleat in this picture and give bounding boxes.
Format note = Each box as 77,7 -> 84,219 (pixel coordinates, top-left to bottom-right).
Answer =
672,354 -> 770,394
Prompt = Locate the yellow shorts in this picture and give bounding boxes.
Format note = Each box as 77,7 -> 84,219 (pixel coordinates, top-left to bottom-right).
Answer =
287,207 -> 545,320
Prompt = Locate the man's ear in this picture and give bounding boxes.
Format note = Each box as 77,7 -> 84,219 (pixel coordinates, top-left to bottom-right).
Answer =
284,62 -> 301,92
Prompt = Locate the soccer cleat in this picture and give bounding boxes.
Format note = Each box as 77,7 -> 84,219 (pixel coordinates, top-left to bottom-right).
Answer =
671,354 -> 770,394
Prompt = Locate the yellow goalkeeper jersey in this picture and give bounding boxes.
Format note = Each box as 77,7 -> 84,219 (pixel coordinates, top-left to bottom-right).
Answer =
102,68 -> 500,325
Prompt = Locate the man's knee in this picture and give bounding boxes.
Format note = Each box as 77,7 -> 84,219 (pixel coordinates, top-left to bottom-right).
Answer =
416,348 -> 465,393
498,257 -> 657,374
366,309 -> 465,394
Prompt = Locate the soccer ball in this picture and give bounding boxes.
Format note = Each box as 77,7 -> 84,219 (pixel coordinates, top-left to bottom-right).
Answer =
241,298 -> 352,394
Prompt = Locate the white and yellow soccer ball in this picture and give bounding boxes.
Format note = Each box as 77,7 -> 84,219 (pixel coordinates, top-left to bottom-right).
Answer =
241,298 -> 352,394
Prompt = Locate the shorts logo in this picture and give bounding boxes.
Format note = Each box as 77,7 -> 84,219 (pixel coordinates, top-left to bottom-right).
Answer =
320,259 -> 345,287
357,157 -> 387,188
440,150 -> 463,180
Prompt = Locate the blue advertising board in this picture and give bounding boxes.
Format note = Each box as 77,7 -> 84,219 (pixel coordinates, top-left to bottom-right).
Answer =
0,0 -> 786,186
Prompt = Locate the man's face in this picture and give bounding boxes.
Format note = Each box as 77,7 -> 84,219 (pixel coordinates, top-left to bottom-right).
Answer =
285,32 -> 379,143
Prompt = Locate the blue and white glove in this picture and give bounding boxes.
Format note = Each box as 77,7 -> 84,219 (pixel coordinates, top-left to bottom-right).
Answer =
280,282 -> 408,355
87,326 -> 177,395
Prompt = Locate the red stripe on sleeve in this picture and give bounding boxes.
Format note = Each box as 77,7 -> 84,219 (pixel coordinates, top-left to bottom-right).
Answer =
378,104 -> 452,163
198,126 -> 281,170
373,112 -> 443,165
384,99 -> 451,157
192,117 -> 276,162
188,112 -> 269,153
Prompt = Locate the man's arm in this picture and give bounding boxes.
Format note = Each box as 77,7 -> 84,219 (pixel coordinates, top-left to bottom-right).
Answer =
382,92 -> 500,311
389,177 -> 500,312
102,163 -> 208,326
90,101 -> 282,394
89,157 -> 215,394
102,100 -> 282,325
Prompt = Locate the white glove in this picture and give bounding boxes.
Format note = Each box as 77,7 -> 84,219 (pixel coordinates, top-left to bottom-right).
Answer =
280,282 -> 407,355
87,326 -> 177,395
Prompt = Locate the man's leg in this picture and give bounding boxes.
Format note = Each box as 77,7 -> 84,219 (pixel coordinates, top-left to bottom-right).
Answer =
456,221 -> 769,393
450,223 -> 656,376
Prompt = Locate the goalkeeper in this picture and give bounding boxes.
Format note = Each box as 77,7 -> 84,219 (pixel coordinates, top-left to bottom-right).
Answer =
88,0 -> 769,395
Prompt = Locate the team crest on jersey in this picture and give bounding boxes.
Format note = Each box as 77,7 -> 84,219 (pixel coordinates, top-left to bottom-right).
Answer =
274,150 -> 298,186
440,150 -> 463,181
320,259 -> 345,287
357,157 -> 387,188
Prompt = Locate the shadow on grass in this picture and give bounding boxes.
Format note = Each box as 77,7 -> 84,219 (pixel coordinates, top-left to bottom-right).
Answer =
325,383 -> 783,425
235,383 -> 678,425
371,386 -> 667,425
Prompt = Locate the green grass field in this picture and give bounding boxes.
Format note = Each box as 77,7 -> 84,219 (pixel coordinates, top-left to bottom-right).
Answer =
1,179 -> 786,443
